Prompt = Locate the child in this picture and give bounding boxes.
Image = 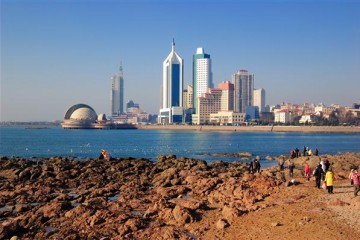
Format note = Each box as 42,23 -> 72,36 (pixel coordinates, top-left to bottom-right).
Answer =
325,168 -> 334,194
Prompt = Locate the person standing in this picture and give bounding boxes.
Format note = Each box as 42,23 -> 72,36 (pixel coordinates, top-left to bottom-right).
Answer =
351,169 -> 360,197
288,161 -> 295,178
304,162 -> 311,182
313,164 -> 324,188
349,169 -> 355,185
278,157 -> 285,171
303,146 -> 307,156
325,169 -> 334,194
314,148 -> 319,156
320,160 -> 326,180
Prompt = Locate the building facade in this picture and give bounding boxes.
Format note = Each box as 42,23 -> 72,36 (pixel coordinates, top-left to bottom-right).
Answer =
253,88 -> 265,113
111,65 -> 124,116
192,88 -> 222,125
217,81 -> 234,112
274,110 -> 293,124
209,111 -> 246,125
158,39 -> 184,124
232,70 -> 254,113
183,85 -> 193,110
193,48 -> 213,114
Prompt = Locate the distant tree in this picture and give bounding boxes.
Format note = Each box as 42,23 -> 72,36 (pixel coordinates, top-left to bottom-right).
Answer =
292,116 -> 301,125
328,112 -> 339,126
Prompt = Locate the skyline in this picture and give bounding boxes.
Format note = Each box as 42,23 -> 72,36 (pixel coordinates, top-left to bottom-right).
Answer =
1,0 -> 360,121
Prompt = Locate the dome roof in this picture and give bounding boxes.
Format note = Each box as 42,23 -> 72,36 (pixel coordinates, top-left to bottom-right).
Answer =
64,104 -> 97,122
98,113 -> 107,121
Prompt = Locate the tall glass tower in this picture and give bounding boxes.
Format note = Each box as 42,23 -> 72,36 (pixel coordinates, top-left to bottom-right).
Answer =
232,70 -> 254,113
162,39 -> 184,109
111,64 -> 124,116
158,39 -> 184,124
193,48 -> 212,114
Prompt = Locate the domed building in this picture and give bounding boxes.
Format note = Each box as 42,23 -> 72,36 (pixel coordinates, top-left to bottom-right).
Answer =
61,103 -> 137,129
62,104 -> 107,129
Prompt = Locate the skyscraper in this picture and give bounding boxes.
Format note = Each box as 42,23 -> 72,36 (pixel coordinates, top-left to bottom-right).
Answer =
218,81 -> 234,112
253,88 -> 265,113
158,39 -> 184,124
232,70 -> 254,113
111,64 -> 124,116
193,48 -> 212,114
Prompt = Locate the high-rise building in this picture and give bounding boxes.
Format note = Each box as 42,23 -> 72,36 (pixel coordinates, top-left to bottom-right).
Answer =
111,65 -> 124,116
158,39 -> 184,124
218,81 -> 234,112
232,70 -> 254,113
193,48 -> 213,114
192,88 -> 222,125
253,88 -> 265,113
183,85 -> 193,110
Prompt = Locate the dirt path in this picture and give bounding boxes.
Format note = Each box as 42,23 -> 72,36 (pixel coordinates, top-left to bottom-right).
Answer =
195,177 -> 360,240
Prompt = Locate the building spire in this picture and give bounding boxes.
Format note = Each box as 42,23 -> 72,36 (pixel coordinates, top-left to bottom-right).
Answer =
119,61 -> 123,76
172,38 -> 175,52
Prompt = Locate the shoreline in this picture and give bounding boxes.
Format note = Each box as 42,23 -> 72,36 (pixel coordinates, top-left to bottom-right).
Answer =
139,125 -> 360,133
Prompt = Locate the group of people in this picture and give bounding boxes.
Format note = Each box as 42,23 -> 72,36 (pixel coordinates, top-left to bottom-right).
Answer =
304,159 -> 333,193
290,146 -> 319,159
307,160 -> 360,196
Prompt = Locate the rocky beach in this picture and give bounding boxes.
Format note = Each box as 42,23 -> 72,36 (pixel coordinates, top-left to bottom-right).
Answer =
1,152 -> 360,239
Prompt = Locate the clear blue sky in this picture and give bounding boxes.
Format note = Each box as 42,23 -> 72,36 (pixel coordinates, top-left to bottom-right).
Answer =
1,0 -> 360,121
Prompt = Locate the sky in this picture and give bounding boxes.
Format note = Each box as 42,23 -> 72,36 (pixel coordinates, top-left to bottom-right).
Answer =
1,0 -> 360,121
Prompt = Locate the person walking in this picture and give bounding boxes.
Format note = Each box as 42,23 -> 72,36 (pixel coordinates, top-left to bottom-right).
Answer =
313,164 -> 324,188
351,169 -> 360,197
325,168 -> 334,194
304,162 -> 311,182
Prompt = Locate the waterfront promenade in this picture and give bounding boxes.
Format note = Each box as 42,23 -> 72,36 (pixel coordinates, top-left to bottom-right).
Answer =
139,125 -> 360,133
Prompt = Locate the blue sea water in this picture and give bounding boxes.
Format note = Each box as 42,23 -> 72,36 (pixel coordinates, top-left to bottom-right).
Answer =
0,127 -> 359,168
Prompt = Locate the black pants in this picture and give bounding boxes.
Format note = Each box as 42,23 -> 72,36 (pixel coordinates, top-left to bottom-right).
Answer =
354,185 -> 359,196
315,177 -> 321,188
327,185 -> 333,194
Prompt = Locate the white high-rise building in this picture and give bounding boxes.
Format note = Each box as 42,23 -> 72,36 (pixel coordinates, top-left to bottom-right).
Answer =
158,39 -> 184,124
232,70 -> 254,113
111,65 -> 124,116
193,48 -> 213,114
253,88 -> 265,113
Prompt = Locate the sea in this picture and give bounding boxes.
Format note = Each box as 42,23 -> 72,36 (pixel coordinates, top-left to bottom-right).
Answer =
1,127 -> 359,168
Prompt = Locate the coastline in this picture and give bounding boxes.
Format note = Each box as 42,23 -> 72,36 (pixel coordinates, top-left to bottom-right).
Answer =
139,125 -> 360,133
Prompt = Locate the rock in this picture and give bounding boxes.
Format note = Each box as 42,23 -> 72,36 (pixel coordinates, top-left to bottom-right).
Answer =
216,219 -> 229,229
156,185 -> 190,198
271,222 -> 281,227
172,205 -> 194,225
15,204 -> 30,213
222,205 -> 241,220
169,198 -> 205,210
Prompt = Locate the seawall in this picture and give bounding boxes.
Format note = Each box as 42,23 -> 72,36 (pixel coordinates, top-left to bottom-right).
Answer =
139,125 -> 360,133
